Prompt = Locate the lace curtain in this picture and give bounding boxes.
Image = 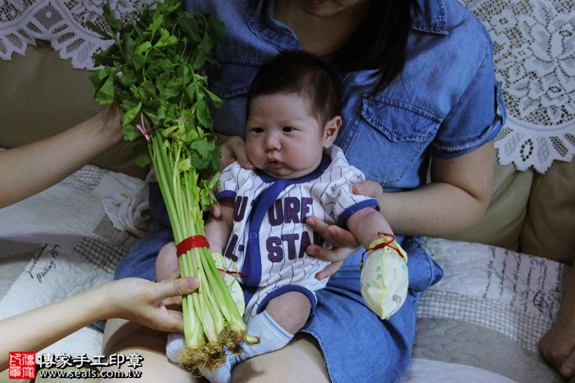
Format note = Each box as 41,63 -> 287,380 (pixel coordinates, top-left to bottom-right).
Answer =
0,0 -> 155,68
1,0 -> 574,173
462,0 -> 574,173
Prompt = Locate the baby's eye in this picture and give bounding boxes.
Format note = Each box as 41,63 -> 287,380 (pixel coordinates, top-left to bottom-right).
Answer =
250,127 -> 264,134
282,126 -> 296,132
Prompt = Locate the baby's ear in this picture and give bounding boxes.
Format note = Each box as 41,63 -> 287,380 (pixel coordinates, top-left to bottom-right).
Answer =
323,116 -> 342,147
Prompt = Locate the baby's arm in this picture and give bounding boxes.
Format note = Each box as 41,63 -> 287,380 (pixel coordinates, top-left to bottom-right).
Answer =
347,207 -> 408,320
346,207 -> 394,250
156,197 -> 235,282
204,197 -> 235,254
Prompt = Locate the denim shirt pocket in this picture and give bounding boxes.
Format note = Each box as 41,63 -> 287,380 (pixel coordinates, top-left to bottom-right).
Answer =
340,97 -> 440,186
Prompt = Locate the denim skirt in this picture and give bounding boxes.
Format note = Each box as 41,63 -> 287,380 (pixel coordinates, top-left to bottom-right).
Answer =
114,183 -> 444,383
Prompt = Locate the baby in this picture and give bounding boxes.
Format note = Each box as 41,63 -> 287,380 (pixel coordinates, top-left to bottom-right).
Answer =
157,50 -> 409,382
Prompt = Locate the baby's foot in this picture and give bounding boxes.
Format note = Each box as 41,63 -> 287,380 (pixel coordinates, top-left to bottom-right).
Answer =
167,332 -> 237,383
202,355 -> 237,383
166,332 -> 185,363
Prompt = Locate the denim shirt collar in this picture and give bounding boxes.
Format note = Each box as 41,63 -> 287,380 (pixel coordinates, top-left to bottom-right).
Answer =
250,0 -> 449,44
411,0 -> 449,35
249,0 -> 301,50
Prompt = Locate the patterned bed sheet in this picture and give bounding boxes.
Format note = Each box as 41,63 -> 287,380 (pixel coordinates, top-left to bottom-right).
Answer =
401,238 -> 567,382
0,165 -> 568,382
0,165 -> 144,358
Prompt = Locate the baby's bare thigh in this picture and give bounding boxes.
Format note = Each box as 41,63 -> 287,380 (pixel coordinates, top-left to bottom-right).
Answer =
265,290 -> 312,333
232,334 -> 329,383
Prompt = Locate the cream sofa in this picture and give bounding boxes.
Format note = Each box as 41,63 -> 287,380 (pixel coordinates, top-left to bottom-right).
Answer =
1,1 -> 574,382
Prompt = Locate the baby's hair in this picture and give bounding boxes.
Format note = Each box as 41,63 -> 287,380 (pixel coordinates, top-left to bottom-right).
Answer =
247,50 -> 342,126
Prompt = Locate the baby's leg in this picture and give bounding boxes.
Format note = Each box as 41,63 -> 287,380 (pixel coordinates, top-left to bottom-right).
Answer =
156,242 -> 179,281
202,292 -> 311,383
264,291 -> 312,334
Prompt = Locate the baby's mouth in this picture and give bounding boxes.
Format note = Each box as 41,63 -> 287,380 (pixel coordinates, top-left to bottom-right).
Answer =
266,158 -> 282,167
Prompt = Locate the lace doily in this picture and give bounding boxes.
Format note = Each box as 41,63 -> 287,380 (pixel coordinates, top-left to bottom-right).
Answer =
1,0 -> 573,173
0,0 -> 155,69
462,0 -> 575,173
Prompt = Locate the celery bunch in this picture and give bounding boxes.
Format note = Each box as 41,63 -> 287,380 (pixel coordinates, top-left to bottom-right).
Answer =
88,0 -> 256,373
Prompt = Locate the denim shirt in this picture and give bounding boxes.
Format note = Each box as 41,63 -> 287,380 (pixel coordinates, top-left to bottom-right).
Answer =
184,0 -> 506,192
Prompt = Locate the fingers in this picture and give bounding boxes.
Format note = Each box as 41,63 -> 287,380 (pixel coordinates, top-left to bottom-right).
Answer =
305,216 -> 359,248
233,147 -> 254,170
307,244 -> 356,263
156,277 -> 198,301
217,134 -> 254,170
539,324 -> 575,378
305,216 -> 360,265
210,205 -> 222,220
561,352 -> 575,378
155,278 -> 198,333
352,180 -> 383,198
162,296 -> 183,308
559,344 -> 575,378
175,277 -> 199,296
209,186 -> 223,219
157,311 -> 185,333
315,261 -> 343,281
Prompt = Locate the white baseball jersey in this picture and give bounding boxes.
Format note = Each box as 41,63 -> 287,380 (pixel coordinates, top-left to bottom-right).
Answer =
217,145 -> 380,319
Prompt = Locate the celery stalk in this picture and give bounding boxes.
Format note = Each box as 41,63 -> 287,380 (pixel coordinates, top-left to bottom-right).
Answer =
88,0 -> 257,374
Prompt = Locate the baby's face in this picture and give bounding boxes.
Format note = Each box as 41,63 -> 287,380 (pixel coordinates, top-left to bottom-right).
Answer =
246,92 -> 329,179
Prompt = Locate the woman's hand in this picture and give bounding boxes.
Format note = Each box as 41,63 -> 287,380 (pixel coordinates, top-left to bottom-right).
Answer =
106,277 -> 199,333
216,133 -> 254,170
211,134 -> 254,218
352,180 -> 384,203
305,180 -> 383,280
305,216 -> 361,280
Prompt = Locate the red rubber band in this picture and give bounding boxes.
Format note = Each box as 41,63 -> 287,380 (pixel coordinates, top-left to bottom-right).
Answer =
359,232 -> 404,269
217,268 -> 248,278
176,235 -> 210,257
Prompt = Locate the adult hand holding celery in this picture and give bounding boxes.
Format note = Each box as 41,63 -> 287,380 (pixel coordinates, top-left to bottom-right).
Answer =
88,0 -> 256,373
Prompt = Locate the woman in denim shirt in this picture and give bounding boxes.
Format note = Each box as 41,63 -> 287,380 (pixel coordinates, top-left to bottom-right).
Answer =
103,1 -> 505,382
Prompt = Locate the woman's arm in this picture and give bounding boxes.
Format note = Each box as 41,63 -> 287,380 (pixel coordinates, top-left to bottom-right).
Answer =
0,277 -> 198,371
306,141 -> 495,264
357,141 -> 495,237
0,105 -> 122,209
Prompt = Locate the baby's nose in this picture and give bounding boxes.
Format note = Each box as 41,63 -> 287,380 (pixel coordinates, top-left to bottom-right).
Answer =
264,134 -> 281,150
